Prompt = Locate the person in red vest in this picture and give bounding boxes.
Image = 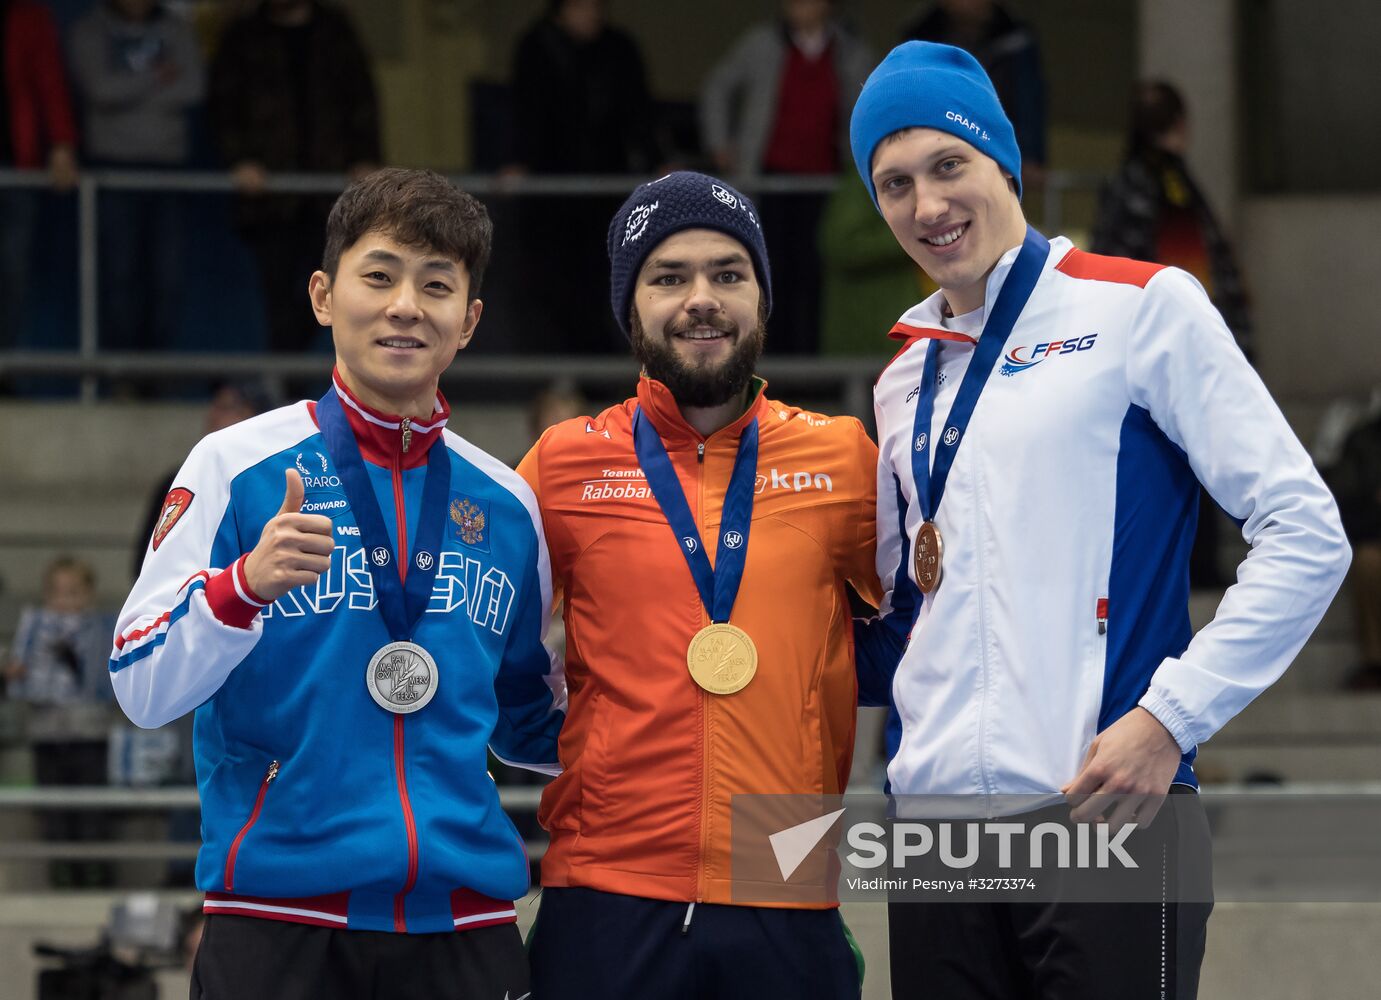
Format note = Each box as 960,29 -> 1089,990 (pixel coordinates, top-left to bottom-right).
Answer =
0,0 -> 77,348
699,0 -> 873,354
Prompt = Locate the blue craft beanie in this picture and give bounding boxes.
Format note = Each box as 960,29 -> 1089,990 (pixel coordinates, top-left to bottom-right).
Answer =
849,41 -> 1022,208
607,171 -> 772,340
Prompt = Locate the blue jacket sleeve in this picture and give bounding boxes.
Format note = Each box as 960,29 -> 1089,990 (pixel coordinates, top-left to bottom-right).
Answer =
854,463 -> 921,708
488,493 -> 566,775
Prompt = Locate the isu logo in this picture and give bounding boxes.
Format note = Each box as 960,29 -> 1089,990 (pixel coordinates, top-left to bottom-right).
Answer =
152,488 -> 194,550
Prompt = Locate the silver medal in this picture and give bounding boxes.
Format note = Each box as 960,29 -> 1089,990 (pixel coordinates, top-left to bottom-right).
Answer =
366,641 -> 439,714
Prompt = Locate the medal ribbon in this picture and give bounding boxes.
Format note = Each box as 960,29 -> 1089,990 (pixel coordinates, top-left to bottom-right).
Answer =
911,226 -> 1051,520
632,406 -> 759,624
315,387 -> 449,640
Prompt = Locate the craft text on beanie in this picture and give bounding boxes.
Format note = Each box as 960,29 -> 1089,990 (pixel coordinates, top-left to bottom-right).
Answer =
849,41 -> 1022,208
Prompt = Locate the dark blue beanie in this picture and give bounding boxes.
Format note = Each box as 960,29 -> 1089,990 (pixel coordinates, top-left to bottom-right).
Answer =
849,41 -> 1022,208
607,171 -> 772,339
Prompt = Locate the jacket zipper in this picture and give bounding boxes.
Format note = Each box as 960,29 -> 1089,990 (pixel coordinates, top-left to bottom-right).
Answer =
394,419 -> 411,574
694,439 -> 708,905
224,759 -> 279,892
1097,597 -> 1109,635
390,418 -> 420,931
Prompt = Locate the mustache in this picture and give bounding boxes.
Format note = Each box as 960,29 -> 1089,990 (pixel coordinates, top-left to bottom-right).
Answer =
664,314 -> 738,337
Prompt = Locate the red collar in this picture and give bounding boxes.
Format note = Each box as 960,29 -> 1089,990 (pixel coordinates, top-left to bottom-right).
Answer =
634,374 -> 768,448
307,369 -> 450,469
888,321 -> 977,345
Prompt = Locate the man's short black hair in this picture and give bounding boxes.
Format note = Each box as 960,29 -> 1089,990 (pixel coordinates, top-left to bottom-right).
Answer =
321,168 -> 493,297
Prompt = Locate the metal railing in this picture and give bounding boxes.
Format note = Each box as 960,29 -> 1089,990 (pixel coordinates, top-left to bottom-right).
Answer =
0,167 -> 1106,405
3,782 -> 1379,866
0,785 -> 546,864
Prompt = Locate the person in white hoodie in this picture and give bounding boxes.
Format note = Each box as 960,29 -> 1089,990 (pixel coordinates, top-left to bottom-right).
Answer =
68,0 -> 205,352
851,41 -> 1351,999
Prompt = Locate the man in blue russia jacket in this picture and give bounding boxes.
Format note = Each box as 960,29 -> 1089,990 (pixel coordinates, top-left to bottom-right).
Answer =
111,168 -> 563,999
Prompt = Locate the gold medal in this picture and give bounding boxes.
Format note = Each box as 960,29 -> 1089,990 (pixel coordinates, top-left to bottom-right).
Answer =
914,521 -> 943,594
687,623 -> 758,695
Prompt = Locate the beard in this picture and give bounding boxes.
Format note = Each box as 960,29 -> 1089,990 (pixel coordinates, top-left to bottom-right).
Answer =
631,310 -> 766,409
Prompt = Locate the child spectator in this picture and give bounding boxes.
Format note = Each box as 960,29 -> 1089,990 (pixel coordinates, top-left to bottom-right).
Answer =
3,556 -> 114,886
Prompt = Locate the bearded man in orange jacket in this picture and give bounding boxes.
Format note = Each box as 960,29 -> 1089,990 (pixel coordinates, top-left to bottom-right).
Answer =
517,171 -> 891,998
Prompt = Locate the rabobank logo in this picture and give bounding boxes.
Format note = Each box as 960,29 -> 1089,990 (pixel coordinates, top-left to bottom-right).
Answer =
1000,334 -> 1098,377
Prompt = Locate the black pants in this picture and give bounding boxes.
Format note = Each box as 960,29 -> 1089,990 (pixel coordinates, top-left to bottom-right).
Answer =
191,914 -> 530,1000
529,886 -> 861,1000
888,795 -> 1213,999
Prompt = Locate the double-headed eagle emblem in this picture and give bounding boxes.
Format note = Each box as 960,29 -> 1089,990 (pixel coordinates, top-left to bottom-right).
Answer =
450,497 -> 486,545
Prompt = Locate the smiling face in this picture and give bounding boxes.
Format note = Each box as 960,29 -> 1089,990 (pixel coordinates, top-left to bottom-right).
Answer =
871,127 -> 1026,315
309,230 -> 482,416
630,228 -> 765,409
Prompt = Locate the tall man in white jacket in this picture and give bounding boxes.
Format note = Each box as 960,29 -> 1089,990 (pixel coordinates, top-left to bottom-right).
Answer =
850,42 -> 1351,998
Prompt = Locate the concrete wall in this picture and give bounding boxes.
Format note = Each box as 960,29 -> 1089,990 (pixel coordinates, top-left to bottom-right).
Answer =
1240,197 -> 1381,398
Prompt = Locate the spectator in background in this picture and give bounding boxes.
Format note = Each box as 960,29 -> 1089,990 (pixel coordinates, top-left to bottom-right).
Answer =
1092,81 -> 1253,356
0,0 -> 78,350
1093,80 -> 1254,588
700,0 -> 872,353
209,0 -> 379,353
1326,411 -> 1381,690
2,556 -> 113,886
525,382 -> 588,461
818,174 -> 923,356
505,0 -> 660,353
508,0 -> 659,177
69,0 -> 205,354
902,0 -> 1046,188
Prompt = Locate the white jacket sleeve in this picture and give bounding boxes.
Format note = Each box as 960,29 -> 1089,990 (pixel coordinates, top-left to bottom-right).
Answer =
1126,268 -> 1351,750
110,437 -> 267,729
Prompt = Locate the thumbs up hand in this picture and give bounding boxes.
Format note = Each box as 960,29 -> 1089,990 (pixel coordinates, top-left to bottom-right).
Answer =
242,469 -> 336,602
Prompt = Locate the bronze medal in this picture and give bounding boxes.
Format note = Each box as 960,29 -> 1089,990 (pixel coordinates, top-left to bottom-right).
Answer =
914,521 -> 944,594
687,623 -> 759,695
